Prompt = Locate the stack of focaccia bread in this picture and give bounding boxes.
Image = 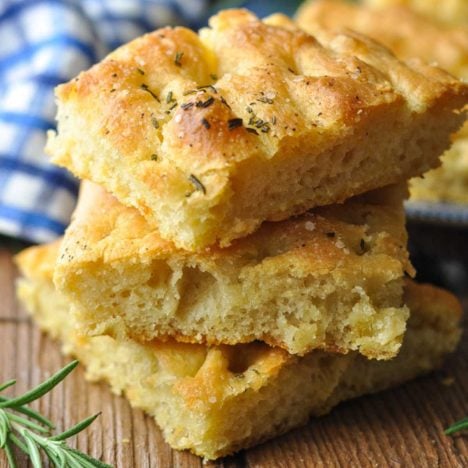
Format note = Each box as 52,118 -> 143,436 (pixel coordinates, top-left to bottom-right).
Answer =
16,8 -> 467,460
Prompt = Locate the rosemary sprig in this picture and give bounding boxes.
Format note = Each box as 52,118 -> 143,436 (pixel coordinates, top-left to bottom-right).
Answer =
445,417 -> 468,435
0,360 -> 112,467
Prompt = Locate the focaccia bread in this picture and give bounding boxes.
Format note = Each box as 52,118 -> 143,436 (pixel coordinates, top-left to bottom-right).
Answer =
296,0 -> 468,79
47,9 -> 468,250
16,242 -> 462,460
54,181 -> 413,359
296,0 -> 468,204
362,0 -> 468,26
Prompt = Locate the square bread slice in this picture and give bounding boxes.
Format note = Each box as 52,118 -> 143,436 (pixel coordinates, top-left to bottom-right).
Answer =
16,241 -> 462,460
296,0 -> 468,204
46,9 -> 468,250
54,181 -> 413,359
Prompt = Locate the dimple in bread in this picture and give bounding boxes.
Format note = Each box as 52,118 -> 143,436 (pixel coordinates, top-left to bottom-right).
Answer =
47,9 -> 468,250
54,181 -> 413,359
16,241 -> 462,460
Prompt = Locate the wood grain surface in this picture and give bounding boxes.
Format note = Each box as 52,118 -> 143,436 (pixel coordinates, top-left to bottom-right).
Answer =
0,246 -> 467,467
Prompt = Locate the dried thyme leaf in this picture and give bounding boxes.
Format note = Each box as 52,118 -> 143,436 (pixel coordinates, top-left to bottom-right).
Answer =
228,118 -> 243,130
220,96 -> 231,109
196,96 -> 215,108
140,84 -> 160,102
201,118 -> 211,129
188,174 -> 206,194
197,84 -> 218,93
174,51 -> 184,67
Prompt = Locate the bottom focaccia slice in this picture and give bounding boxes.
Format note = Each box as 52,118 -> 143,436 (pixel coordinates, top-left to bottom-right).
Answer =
54,182 -> 413,359
16,242 -> 462,461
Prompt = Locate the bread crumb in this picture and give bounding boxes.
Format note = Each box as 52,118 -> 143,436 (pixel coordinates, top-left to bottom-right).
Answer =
304,221 -> 316,231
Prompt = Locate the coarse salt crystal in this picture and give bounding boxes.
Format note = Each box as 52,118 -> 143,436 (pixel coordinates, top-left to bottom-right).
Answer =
304,221 -> 315,231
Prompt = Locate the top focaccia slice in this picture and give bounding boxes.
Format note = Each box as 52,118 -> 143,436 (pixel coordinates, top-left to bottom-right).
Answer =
47,9 -> 468,250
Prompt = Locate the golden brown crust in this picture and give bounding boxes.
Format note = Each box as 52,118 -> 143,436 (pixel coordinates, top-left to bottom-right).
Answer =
63,182 -> 411,273
362,0 -> 468,27
47,8 -> 468,250
296,0 -> 468,205
296,0 -> 468,79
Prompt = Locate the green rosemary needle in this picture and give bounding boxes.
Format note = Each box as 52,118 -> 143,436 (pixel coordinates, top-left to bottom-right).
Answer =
445,417 -> 468,435
0,360 -> 112,467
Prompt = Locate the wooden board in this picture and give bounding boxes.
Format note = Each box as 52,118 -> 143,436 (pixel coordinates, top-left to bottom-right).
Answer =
0,246 -> 467,467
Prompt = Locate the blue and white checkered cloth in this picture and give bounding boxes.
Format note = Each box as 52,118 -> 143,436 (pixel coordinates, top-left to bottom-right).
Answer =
0,0 -> 302,243
0,0 -> 209,243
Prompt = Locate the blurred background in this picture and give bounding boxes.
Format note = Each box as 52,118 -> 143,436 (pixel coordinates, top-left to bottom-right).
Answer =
0,0 -> 467,293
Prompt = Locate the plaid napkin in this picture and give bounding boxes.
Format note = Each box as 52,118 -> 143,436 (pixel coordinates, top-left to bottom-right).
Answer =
0,0 -> 208,243
0,0 -> 302,243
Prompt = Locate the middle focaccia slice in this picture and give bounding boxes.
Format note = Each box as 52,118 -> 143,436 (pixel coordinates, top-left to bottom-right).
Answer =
54,181 -> 413,359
